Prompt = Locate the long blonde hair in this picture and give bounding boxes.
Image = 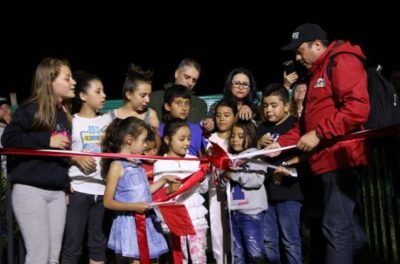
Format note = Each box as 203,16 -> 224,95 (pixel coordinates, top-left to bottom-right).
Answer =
30,58 -> 72,131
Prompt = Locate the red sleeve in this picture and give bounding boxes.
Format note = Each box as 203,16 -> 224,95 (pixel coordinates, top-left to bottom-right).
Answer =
278,122 -> 301,146
316,54 -> 370,140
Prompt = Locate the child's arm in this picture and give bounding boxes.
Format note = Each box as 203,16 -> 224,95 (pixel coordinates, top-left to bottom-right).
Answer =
1,105 -> 61,149
283,156 -> 300,166
257,133 -> 276,149
70,156 -> 96,174
227,162 -> 265,188
202,117 -> 214,133
103,161 -> 148,214
150,175 -> 180,194
271,166 -> 294,185
196,174 -> 209,194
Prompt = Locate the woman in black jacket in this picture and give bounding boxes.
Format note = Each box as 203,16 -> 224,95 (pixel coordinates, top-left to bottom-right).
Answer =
2,57 -> 76,263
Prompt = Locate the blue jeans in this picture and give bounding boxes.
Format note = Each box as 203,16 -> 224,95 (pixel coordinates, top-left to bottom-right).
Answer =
231,211 -> 267,264
321,169 -> 368,264
263,200 -> 303,264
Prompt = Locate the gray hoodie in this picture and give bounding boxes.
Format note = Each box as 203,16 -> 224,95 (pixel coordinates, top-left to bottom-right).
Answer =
228,148 -> 268,214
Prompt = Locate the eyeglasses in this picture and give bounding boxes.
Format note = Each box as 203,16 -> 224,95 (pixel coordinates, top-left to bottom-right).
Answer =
232,81 -> 250,89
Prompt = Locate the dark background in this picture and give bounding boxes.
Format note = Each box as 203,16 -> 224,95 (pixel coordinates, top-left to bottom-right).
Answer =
2,3 -> 399,103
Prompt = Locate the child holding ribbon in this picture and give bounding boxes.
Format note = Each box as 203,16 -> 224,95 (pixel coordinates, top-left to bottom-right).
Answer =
153,118 -> 209,264
206,100 -> 237,264
101,116 -> 178,263
256,83 -> 304,264
225,120 -> 268,264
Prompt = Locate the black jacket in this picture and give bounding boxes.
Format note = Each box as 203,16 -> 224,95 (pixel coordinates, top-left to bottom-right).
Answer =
1,101 -> 71,190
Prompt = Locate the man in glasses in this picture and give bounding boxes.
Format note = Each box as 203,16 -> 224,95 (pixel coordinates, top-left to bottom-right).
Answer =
149,58 -> 208,123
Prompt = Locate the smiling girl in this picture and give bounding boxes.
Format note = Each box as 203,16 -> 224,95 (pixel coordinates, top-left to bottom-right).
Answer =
2,58 -> 76,263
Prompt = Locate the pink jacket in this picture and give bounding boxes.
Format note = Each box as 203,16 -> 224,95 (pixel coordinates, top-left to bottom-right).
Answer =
279,41 -> 370,175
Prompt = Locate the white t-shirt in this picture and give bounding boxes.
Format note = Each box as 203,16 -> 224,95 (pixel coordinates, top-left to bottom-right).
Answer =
207,133 -> 229,192
207,132 -> 229,152
153,154 -> 208,229
69,113 -> 112,195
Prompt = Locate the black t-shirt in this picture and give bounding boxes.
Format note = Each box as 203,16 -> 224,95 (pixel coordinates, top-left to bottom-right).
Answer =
256,116 -> 304,201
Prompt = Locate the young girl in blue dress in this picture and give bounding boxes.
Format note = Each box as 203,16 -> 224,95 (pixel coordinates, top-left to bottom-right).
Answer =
101,116 -> 178,263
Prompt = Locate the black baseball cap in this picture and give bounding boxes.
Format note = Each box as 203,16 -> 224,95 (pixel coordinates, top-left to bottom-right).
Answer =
0,97 -> 10,107
281,23 -> 328,51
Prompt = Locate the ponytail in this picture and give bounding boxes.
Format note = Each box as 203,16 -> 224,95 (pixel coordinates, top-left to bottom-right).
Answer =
101,116 -> 148,178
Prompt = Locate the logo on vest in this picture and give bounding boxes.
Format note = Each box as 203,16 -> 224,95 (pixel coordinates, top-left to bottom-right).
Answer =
315,78 -> 326,88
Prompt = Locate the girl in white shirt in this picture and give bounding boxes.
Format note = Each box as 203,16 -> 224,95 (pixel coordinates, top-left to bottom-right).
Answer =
62,71 -> 111,264
153,118 -> 208,264
206,100 -> 237,264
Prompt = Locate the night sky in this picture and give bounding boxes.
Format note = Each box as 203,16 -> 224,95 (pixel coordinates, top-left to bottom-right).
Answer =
2,3 -> 399,103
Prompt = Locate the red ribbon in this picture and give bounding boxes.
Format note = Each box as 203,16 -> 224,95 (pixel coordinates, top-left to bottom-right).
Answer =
135,214 -> 150,264
171,234 -> 183,264
0,147 -> 208,162
133,163 -> 207,264
208,142 -> 230,170
1,125 -> 399,168
2,124 -> 398,263
339,124 -> 400,142
151,163 -> 208,264
152,163 -> 209,202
